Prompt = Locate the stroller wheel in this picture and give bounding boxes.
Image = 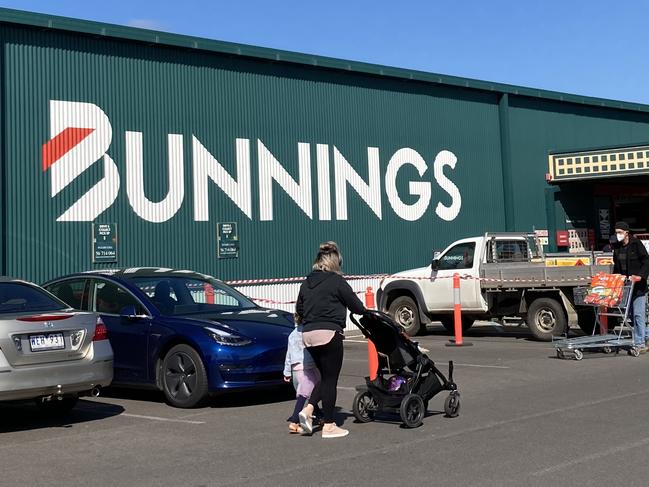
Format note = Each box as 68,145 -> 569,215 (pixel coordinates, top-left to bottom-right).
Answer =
352,390 -> 377,423
444,393 -> 461,418
400,394 -> 425,428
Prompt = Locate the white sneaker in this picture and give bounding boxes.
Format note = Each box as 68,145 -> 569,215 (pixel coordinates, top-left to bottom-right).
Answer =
322,425 -> 349,439
298,409 -> 313,435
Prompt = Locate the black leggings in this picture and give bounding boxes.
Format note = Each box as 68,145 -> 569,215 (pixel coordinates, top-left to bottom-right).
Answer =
306,332 -> 344,423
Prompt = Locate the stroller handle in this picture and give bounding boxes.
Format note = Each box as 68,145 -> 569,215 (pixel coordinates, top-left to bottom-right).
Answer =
350,309 -> 386,328
350,313 -> 361,327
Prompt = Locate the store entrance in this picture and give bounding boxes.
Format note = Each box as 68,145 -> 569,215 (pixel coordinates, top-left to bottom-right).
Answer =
549,176 -> 649,252
593,177 -> 649,238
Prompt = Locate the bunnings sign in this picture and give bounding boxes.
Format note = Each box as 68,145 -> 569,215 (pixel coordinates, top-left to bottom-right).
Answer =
42,100 -> 462,224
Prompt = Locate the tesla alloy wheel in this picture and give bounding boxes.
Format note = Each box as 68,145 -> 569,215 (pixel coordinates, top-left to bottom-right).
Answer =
162,344 -> 209,408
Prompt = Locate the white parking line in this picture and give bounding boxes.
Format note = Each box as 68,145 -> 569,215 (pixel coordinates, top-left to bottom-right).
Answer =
532,435 -> 649,476
454,363 -> 509,369
121,413 -> 205,424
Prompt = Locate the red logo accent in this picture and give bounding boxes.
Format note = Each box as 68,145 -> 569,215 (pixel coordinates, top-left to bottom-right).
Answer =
42,127 -> 95,171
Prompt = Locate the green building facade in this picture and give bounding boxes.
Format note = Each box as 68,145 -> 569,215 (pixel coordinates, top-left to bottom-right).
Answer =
1,8 -> 649,283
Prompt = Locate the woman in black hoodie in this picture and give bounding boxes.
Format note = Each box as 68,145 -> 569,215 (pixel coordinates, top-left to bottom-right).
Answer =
295,242 -> 365,439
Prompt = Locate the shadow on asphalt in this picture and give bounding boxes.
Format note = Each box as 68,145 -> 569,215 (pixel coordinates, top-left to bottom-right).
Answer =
0,398 -> 125,433
101,386 -> 166,404
98,384 -> 297,409
422,323 -> 578,341
208,384 -> 295,408
349,408 -> 446,428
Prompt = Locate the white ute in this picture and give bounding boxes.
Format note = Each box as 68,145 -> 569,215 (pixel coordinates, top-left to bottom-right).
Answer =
378,233 -> 612,341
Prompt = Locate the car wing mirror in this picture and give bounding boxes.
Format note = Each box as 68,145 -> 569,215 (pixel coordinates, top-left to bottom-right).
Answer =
431,259 -> 440,270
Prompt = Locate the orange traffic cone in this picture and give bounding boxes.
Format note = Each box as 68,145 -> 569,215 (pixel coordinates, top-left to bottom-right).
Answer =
365,287 -> 379,380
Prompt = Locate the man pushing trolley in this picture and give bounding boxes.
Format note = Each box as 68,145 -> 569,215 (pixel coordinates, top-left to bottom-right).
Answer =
554,222 -> 649,359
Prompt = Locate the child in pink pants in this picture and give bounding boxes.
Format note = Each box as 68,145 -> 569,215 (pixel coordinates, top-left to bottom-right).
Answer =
284,320 -> 321,433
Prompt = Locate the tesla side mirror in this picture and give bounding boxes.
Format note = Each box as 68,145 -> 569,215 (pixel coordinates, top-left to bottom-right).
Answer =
120,305 -> 138,319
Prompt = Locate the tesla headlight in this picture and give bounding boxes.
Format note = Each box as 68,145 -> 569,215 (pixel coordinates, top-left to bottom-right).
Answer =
205,327 -> 252,346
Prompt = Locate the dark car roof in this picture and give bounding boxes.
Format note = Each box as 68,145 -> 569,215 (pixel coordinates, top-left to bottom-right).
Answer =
79,268 -> 219,282
0,276 -> 39,285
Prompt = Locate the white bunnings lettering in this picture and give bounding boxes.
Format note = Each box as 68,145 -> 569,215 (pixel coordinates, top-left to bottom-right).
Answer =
126,132 -> 184,223
385,148 -> 431,221
49,100 -> 119,222
45,100 -> 462,223
258,140 -> 313,221
193,137 -> 252,220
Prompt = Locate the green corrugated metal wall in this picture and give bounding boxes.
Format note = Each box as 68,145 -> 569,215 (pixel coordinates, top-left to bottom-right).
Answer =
1,9 -> 649,283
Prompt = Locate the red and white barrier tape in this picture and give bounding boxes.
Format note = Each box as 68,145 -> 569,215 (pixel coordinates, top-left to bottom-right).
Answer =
246,290 -> 366,306
235,273 -> 597,306
228,272 -> 594,287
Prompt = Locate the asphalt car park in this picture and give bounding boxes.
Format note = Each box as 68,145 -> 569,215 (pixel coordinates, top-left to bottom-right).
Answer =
2,322 -> 649,487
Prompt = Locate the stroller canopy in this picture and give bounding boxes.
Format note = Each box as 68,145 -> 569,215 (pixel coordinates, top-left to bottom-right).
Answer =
355,311 -> 421,370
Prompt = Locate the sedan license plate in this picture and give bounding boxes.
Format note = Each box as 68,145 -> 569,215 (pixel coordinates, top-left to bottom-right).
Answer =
29,333 -> 65,351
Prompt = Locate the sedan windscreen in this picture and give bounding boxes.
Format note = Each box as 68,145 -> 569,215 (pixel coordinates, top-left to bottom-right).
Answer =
0,282 -> 68,313
130,277 -> 257,315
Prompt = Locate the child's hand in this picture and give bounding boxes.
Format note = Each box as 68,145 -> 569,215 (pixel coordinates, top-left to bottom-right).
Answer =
283,376 -> 291,383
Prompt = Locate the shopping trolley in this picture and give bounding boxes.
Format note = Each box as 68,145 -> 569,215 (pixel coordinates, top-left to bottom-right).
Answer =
554,273 -> 641,360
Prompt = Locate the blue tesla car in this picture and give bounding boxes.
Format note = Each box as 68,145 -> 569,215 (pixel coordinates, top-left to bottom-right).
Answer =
43,268 -> 293,408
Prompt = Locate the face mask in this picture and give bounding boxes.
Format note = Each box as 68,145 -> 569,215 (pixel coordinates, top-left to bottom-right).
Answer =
616,233 -> 625,242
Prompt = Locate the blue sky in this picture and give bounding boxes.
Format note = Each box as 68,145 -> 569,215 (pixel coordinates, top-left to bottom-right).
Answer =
1,0 -> 647,104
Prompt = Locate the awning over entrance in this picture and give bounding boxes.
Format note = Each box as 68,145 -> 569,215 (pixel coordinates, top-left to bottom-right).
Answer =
548,144 -> 649,182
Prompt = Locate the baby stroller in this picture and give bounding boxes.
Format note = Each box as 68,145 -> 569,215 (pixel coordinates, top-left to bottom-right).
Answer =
350,310 -> 460,428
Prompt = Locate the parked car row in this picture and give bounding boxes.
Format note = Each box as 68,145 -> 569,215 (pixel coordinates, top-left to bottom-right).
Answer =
0,268 -> 294,414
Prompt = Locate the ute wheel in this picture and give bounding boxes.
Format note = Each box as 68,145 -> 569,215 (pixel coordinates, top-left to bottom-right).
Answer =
352,390 -> 377,423
388,296 -> 422,336
444,393 -> 461,418
399,394 -> 425,428
161,344 -> 209,408
440,316 -> 475,334
526,297 -> 567,341
35,395 -> 79,416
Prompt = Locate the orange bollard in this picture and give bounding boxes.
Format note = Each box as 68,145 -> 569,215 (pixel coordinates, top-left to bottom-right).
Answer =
367,340 -> 379,380
446,273 -> 473,347
364,286 -> 379,380
204,283 -> 215,304
365,287 -> 375,309
453,273 -> 463,345
599,306 -> 608,335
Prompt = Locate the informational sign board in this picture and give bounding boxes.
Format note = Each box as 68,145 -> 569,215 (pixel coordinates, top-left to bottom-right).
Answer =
217,222 -> 239,258
545,257 -> 591,267
556,230 -> 570,247
599,209 -> 610,235
534,229 -> 549,246
92,223 -> 117,263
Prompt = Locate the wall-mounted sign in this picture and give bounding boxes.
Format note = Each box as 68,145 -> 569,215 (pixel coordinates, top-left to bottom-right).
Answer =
548,145 -> 649,182
92,223 -> 117,263
217,222 -> 239,259
556,230 -> 570,247
599,209 -> 610,235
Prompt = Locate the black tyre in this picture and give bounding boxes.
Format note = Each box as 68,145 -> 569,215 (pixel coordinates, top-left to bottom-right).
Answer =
388,296 -> 422,336
576,308 -> 597,335
161,344 -> 209,408
399,393 -> 425,428
444,393 -> 461,418
439,315 -> 475,334
35,395 -> 78,416
526,297 -> 567,341
352,390 -> 377,423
